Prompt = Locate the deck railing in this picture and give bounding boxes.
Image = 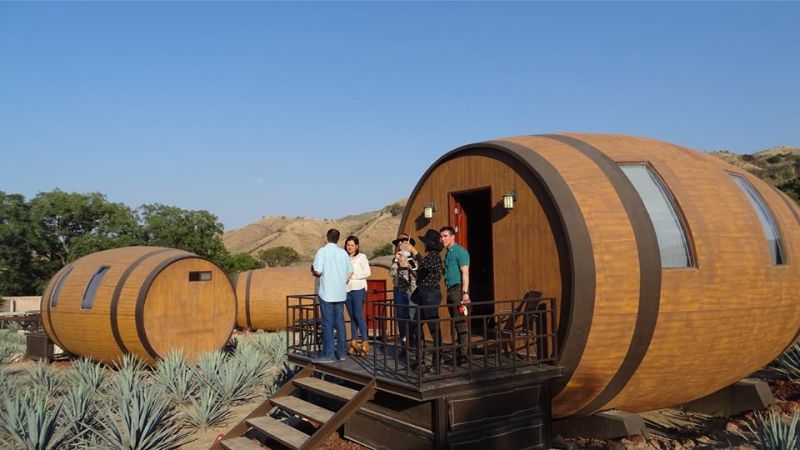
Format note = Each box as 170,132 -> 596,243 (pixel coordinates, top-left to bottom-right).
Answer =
286,291 -> 558,388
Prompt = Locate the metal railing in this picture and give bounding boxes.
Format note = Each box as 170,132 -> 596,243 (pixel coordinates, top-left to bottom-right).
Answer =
286,291 -> 558,388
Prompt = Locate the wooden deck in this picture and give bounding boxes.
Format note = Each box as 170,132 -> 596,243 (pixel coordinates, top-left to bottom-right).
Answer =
288,343 -> 561,401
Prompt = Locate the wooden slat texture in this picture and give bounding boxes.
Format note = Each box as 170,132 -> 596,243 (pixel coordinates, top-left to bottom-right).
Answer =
246,416 -> 309,450
293,377 -> 358,402
41,246 -> 236,364
271,396 -> 334,424
399,133 -> 800,417
220,437 -> 263,450
235,267 -> 316,330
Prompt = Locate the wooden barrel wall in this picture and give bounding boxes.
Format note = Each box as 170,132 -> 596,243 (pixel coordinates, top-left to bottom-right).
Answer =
400,133 -> 800,417
234,267 -> 316,330
41,246 -> 236,364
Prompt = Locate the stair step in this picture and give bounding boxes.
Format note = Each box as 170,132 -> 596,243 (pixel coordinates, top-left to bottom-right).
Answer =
246,416 -> 310,450
293,377 -> 358,402
220,437 -> 263,450
271,396 -> 334,424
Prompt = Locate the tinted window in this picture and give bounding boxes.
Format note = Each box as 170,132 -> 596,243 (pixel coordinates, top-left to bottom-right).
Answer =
189,271 -> 212,282
620,164 -> 693,268
82,266 -> 110,309
50,267 -> 73,307
730,174 -> 784,265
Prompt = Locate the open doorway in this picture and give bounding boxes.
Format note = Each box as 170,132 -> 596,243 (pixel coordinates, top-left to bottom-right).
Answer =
449,188 -> 495,321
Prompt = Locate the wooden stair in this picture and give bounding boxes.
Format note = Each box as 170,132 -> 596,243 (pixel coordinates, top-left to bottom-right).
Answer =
212,364 -> 376,450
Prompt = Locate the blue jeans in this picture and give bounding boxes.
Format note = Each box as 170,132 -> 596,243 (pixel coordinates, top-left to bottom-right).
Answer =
345,288 -> 368,341
394,288 -> 411,342
319,300 -> 347,359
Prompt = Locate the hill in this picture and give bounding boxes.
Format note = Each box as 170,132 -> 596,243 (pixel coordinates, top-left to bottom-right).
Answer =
223,199 -> 406,260
224,146 -> 799,262
711,146 -> 800,187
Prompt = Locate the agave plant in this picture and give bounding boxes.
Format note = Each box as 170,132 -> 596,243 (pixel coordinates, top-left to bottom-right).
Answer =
107,354 -> 149,399
0,329 -> 25,365
743,409 -> 800,450
772,341 -> 800,381
59,382 -> 100,443
66,358 -> 106,393
153,351 -> 197,405
26,362 -> 61,396
0,389 -> 72,450
90,381 -> 190,450
186,387 -> 233,429
242,331 -> 288,365
197,350 -> 260,405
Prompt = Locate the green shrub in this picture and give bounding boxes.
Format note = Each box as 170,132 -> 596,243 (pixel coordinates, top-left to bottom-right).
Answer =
371,242 -> 394,258
388,202 -> 404,217
257,246 -> 301,267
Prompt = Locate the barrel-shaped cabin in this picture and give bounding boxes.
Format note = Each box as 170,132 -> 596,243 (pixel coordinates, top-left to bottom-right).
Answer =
236,260 -> 397,333
400,133 -> 800,418
234,267 -> 316,330
41,246 -> 236,364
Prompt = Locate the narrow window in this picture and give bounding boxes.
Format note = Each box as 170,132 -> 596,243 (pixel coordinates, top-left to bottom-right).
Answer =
189,271 -> 212,282
82,266 -> 110,309
730,174 -> 784,265
620,164 -> 693,268
50,267 -> 73,308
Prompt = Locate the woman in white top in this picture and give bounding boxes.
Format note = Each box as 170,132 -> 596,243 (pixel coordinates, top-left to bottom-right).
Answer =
345,236 -> 371,356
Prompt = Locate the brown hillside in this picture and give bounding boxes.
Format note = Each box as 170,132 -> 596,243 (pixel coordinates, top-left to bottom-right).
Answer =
223,199 -> 407,260
711,146 -> 800,186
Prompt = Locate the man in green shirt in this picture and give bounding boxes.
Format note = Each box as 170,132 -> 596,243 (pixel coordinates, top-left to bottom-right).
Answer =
440,226 -> 470,364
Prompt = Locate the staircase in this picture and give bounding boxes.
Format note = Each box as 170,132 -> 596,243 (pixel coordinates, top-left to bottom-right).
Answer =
213,364 -> 377,450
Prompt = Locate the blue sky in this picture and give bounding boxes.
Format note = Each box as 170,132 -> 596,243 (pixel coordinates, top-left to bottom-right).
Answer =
1,2 -> 798,230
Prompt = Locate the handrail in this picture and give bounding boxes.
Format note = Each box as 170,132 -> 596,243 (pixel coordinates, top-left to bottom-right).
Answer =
286,292 -> 557,389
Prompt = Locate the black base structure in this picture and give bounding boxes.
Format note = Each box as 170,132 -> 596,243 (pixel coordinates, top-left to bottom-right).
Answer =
289,351 -> 561,450
344,372 -> 556,449
552,410 -> 648,440
678,379 -> 774,417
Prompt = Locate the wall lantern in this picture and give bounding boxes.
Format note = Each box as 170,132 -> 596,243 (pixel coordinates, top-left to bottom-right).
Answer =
424,202 -> 436,219
503,191 -> 516,210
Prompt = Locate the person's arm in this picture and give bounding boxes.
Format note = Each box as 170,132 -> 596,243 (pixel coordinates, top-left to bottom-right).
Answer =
351,254 -> 371,280
312,251 -> 323,277
460,265 -> 470,303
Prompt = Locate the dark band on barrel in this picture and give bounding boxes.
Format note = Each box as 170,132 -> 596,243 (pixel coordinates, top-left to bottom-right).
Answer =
541,134 -> 662,415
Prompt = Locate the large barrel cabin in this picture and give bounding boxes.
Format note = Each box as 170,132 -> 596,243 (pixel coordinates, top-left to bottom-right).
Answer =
41,246 -> 236,364
399,133 -> 800,418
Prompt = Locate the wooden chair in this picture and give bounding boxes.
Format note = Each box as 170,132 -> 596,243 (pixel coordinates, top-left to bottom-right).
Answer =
498,290 -> 545,359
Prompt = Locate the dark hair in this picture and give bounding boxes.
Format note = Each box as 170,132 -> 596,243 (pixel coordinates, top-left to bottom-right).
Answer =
439,226 -> 456,236
345,236 -> 360,256
326,229 -> 340,243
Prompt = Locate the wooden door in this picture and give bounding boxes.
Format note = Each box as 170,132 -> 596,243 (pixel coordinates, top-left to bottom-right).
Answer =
449,194 -> 468,247
366,279 -> 386,332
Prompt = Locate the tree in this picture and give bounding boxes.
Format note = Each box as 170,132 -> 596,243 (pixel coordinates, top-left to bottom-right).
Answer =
371,242 -> 394,258
29,190 -> 142,271
139,204 -> 227,261
257,246 -> 301,267
218,252 -> 264,275
0,192 -> 46,295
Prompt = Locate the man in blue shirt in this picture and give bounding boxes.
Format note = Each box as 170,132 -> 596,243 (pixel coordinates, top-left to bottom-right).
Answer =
440,226 -> 471,364
312,229 -> 353,363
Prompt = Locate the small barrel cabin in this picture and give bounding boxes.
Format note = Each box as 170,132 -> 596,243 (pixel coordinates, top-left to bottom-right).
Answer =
234,267 -> 316,330
400,133 -> 800,418
41,246 -> 236,364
